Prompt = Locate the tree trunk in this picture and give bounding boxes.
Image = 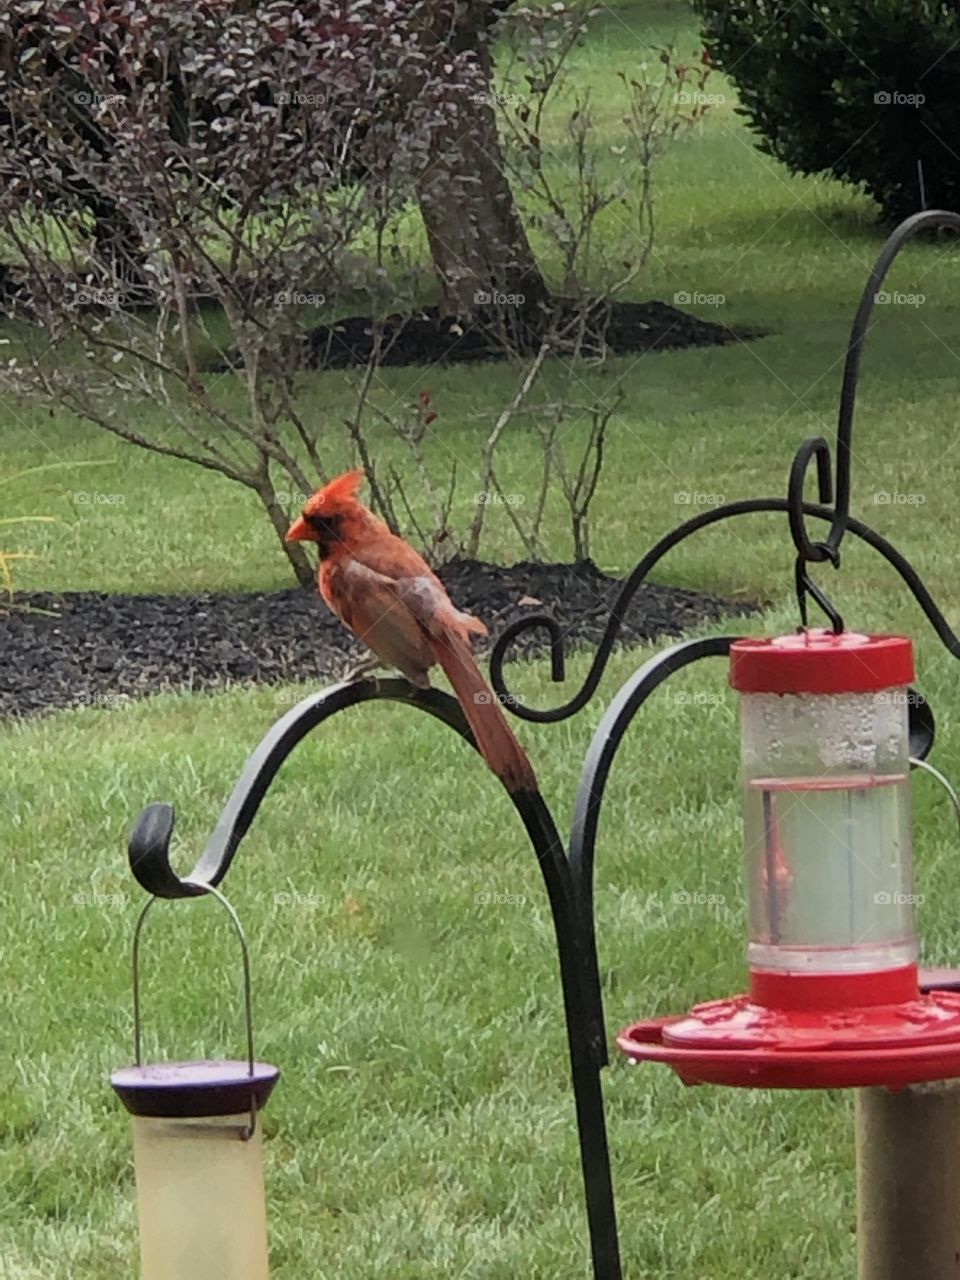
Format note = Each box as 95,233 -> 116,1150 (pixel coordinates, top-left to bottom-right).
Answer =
252,472 -> 315,587
416,1 -> 547,317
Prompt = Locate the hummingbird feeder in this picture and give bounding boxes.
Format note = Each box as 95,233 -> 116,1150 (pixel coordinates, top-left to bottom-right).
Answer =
617,628 -> 960,1089
111,885 -> 279,1280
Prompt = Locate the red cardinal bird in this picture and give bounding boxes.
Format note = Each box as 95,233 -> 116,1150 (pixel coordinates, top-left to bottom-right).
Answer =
286,469 -> 536,793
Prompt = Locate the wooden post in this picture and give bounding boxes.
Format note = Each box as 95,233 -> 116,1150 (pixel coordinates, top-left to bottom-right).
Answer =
856,1081 -> 960,1280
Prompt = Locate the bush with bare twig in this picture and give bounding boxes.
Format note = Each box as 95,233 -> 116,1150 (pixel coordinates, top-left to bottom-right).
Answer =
0,0 -> 486,582
0,1 -> 712,580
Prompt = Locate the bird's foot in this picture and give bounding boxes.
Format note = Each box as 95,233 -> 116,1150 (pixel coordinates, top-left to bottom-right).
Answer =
341,655 -> 385,683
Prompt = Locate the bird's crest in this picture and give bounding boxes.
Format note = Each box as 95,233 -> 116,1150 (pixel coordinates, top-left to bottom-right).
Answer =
305,468 -> 365,514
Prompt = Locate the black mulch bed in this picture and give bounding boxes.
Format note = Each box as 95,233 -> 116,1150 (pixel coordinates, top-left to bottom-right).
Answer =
0,559 -> 757,718
306,298 -> 756,371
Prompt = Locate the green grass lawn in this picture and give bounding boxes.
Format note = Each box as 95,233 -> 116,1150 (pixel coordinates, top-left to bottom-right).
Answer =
5,1 -> 960,1276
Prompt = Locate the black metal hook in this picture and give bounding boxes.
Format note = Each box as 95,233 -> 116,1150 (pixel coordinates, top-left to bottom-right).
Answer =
491,212 -> 960,721
783,211 -> 960,628
492,202 -> 960,701
786,436 -> 844,629
787,435 -> 834,565
794,554 -> 844,634
491,495 -> 960,722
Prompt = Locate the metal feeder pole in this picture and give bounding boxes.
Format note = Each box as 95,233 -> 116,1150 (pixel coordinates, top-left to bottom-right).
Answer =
122,209 -> 960,1280
856,1081 -> 960,1280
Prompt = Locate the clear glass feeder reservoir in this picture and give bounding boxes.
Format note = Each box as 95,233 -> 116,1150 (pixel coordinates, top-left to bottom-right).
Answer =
733,630 -> 917,978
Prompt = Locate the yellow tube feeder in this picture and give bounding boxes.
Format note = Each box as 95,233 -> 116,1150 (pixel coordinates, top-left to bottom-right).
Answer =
111,885 -> 279,1279
112,1060 -> 279,1280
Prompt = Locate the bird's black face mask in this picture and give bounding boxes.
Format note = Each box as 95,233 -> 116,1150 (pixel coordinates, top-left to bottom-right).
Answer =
305,512 -> 343,557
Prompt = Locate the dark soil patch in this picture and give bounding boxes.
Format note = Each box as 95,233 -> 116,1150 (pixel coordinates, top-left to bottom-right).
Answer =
1,267 -> 759,370
0,559 -> 757,718
306,297 -> 758,371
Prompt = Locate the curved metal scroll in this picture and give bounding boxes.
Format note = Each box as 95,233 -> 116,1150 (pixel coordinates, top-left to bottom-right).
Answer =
491,496 -> 960,724
129,681 -> 474,897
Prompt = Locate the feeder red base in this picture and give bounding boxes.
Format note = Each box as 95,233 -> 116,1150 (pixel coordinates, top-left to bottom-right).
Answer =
618,966 -> 960,1089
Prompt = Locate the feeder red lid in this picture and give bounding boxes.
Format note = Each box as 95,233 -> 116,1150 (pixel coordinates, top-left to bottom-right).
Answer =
730,629 -> 914,695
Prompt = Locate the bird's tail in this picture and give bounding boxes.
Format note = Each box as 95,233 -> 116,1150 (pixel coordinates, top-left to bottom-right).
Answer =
430,627 -> 537,793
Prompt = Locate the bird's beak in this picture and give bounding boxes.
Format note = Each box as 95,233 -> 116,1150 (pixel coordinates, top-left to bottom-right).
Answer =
286,515 -> 312,543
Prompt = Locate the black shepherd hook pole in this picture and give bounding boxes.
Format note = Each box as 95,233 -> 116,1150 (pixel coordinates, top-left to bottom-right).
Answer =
120,211 -> 960,1280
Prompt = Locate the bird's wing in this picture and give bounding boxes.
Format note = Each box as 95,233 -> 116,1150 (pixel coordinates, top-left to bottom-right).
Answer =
328,558 -> 435,682
349,534 -> 487,640
329,541 -> 531,789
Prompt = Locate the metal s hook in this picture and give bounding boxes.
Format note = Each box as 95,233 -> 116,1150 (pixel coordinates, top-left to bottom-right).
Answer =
788,435 -> 835,563
788,437 -> 844,631
793,554 -> 844,634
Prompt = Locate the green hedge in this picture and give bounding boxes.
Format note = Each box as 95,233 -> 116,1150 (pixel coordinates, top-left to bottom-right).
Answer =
695,0 -> 960,221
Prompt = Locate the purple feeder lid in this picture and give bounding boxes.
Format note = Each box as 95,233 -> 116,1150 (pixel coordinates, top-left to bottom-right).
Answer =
111,1060 -> 280,1118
